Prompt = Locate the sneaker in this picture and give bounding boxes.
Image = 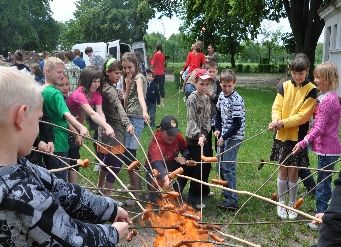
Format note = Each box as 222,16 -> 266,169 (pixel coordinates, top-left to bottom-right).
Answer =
193,203 -> 206,210
277,202 -> 288,220
216,201 -> 238,211
204,192 -> 215,198
288,202 -> 298,220
93,164 -> 100,172
307,222 -> 319,231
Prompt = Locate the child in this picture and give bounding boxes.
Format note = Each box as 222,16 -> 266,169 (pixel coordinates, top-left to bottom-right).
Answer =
185,69 -> 211,209
293,62 -> 341,223
42,57 -> 89,181
98,58 -> 134,195
146,69 -> 160,128
269,53 -> 317,220
0,67 -> 129,246
122,52 -> 149,204
214,69 -> 245,211
181,41 -> 206,82
31,63 -> 44,85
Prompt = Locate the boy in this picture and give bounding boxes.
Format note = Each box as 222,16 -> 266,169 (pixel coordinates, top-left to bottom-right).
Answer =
0,67 -> 129,246
145,116 -> 189,202
214,69 -> 245,211
146,69 -> 160,128
185,69 -> 211,209
42,57 -> 88,181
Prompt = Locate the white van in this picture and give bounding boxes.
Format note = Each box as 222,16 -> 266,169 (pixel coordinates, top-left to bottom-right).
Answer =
72,40 -> 148,68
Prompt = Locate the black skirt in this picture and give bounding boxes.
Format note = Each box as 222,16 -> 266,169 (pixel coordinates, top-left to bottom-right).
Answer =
270,139 -> 309,167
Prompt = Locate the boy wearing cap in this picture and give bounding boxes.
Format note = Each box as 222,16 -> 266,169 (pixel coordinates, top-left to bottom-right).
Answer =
214,69 -> 245,210
145,116 -> 189,201
185,70 -> 211,209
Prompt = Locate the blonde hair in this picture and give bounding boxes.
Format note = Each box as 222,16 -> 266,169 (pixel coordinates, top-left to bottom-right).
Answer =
314,62 -> 339,91
44,57 -> 64,71
0,67 -> 42,122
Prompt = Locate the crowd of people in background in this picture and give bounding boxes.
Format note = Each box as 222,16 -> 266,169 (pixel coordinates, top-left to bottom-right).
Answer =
0,39 -> 341,246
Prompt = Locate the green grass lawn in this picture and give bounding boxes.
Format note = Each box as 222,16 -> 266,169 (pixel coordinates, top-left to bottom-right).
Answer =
78,79 -> 339,246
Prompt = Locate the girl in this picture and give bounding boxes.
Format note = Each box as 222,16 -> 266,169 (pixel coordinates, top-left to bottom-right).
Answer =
269,53 -> 317,220
67,66 -> 114,183
98,58 -> 134,195
122,52 -> 149,203
181,41 -> 206,82
293,62 -> 341,219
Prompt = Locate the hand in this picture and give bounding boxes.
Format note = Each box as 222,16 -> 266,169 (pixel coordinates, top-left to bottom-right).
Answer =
115,207 -> 131,223
46,142 -> 55,153
292,143 -> 302,154
277,120 -> 284,129
143,111 -> 150,123
175,156 -> 186,165
75,135 -> 83,146
198,136 -> 205,147
268,120 -> 278,131
213,130 -> 220,138
37,141 -> 48,152
112,222 -> 129,241
126,125 -> 135,135
312,213 -> 324,225
217,137 -> 224,147
79,126 -> 89,137
105,125 -> 115,138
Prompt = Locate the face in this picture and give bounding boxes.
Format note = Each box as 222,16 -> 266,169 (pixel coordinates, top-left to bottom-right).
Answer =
19,100 -> 43,156
89,78 -> 101,93
208,45 -> 214,53
191,44 -> 195,51
160,130 -> 177,145
107,69 -> 122,84
196,78 -> 210,95
220,80 -> 236,95
207,67 -> 218,80
314,75 -> 329,92
291,70 -> 307,85
55,76 -> 70,97
122,61 -> 136,78
47,64 -> 64,85
146,73 -> 154,82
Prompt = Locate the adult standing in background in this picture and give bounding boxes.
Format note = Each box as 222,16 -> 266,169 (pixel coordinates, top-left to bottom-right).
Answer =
11,50 -> 31,74
150,43 -> 166,107
39,51 -> 49,71
206,44 -> 218,64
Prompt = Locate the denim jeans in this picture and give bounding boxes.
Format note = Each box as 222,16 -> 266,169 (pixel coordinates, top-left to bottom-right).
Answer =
316,155 -> 339,213
147,102 -> 156,128
124,117 -> 145,150
220,139 -> 241,205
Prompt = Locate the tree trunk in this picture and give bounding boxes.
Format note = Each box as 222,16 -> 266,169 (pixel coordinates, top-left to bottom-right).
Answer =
230,52 -> 236,68
284,0 -> 325,80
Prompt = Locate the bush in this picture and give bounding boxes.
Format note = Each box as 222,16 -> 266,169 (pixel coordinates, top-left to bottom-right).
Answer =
236,64 -> 244,72
257,64 -> 277,73
278,64 -> 288,73
244,64 -> 251,73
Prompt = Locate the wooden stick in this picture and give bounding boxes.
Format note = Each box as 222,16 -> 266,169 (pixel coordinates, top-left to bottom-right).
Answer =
83,143 -> 145,211
174,240 -> 241,247
214,229 -> 261,247
49,163 -> 81,173
177,174 -> 321,223
31,149 -> 97,165
200,219 -> 311,226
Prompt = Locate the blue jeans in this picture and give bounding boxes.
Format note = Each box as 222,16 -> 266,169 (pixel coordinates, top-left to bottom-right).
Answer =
220,139 -> 241,205
147,102 -> 156,128
124,117 -> 144,150
184,83 -> 195,98
316,155 -> 339,213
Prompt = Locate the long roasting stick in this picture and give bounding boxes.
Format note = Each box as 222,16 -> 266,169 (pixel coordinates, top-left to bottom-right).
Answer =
214,229 -> 261,247
177,174 -> 321,223
83,143 -> 145,211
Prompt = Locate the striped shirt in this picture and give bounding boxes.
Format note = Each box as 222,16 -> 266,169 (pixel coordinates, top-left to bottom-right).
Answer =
216,91 -> 245,141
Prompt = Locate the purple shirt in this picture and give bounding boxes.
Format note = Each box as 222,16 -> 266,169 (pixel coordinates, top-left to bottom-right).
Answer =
299,92 -> 341,155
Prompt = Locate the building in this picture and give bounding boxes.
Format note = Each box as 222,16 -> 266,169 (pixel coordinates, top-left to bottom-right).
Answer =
319,0 -> 341,95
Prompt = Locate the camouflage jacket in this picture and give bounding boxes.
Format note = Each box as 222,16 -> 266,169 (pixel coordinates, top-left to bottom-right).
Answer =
64,61 -> 81,93
186,91 -> 211,142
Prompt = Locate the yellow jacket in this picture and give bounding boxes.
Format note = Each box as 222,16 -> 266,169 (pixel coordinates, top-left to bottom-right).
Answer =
272,80 -> 317,142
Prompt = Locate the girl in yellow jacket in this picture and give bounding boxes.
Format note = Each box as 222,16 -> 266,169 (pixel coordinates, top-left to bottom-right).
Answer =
269,53 -> 317,220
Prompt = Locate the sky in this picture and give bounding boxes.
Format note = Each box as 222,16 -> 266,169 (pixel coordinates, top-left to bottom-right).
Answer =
49,0 -> 322,42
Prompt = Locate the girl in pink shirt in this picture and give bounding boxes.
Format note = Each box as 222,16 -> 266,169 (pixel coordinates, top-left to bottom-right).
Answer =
293,62 -> 341,215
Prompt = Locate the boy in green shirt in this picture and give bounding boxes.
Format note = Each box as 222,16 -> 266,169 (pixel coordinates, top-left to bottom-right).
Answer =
42,57 -> 88,181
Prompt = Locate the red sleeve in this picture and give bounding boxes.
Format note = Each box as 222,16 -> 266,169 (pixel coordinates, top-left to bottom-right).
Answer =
147,138 -> 163,164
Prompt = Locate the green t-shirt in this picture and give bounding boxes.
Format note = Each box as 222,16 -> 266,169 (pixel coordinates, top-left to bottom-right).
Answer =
42,85 -> 70,153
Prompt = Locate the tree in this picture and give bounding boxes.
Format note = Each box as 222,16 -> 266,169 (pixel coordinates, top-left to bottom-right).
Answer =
60,0 -> 155,48
0,0 -> 59,54
180,0 -> 253,67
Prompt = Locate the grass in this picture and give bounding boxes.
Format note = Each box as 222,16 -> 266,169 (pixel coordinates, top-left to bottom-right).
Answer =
78,79 -> 340,246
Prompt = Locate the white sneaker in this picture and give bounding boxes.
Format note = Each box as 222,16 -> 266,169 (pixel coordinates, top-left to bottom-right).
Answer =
288,202 -> 298,220
277,202 -> 288,220
93,164 -> 100,172
307,222 -> 319,231
194,203 -> 206,210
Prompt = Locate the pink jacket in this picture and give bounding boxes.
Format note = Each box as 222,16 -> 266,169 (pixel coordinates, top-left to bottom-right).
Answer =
299,92 -> 341,155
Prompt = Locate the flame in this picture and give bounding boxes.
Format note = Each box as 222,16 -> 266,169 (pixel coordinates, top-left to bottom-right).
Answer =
143,199 -> 215,247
